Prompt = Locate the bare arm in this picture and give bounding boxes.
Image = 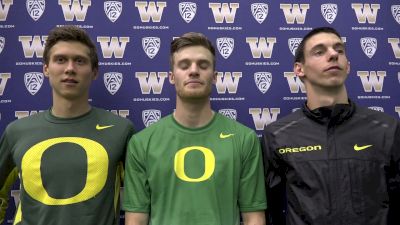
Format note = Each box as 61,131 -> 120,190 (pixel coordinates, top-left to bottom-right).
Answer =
242,211 -> 266,225
125,212 -> 149,225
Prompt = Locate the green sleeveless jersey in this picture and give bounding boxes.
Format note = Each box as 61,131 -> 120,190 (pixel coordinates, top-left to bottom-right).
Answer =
123,113 -> 266,225
0,108 -> 135,225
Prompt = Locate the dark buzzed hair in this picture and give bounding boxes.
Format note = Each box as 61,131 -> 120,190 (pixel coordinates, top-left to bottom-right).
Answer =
43,25 -> 99,71
294,27 -> 343,63
170,32 -> 216,69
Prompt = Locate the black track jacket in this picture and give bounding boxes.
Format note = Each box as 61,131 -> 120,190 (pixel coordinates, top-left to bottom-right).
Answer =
262,100 -> 400,225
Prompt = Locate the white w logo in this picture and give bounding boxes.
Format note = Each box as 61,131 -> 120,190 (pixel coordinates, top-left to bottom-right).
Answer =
357,71 -> 386,92
135,1 -> 166,22
0,0 -> 13,21
0,72 -> 11,96
351,3 -> 380,24
284,72 -> 306,93
246,37 -> 276,59
135,72 -> 167,94
388,38 -> 400,59
215,72 -> 242,94
97,37 -> 129,58
209,2 -> 239,23
58,0 -> 91,21
19,36 -> 47,58
249,108 -> 280,130
280,4 -> 309,24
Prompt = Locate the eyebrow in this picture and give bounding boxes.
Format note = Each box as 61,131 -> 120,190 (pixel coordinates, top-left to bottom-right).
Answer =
310,42 -> 345,51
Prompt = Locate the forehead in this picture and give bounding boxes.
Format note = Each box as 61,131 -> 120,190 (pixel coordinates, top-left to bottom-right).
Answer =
304,32 -> 343,51
49,41 -> 90,58
173,45 -> 213,62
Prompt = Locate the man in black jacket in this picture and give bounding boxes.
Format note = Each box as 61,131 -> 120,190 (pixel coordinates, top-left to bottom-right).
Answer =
262,27 -> 400,225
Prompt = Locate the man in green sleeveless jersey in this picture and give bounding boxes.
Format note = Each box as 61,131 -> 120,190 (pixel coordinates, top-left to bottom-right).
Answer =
0,26 -> 135,225
123,32 -> 267,225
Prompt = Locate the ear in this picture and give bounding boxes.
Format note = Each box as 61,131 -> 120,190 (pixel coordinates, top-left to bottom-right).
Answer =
169,71 -> 175,84
212,71 -> 217,84
43,64 -> 49,77
92,68 -> 99,80
294,62 -> 305,79
346,61 -> 350,75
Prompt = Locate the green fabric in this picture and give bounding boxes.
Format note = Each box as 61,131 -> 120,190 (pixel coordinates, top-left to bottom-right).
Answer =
0,108 -> 134,225
123,113 -> 266,225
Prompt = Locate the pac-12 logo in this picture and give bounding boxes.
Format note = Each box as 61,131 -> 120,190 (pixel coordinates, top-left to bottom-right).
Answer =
251,3 -> 268,24
27,0 -> 45,21
104,72 -> 122,95
0,36 -> 4,54
0,0 -> 13,21
179,2 -> 196,23
254,72 -> 272,94
360,37 -> 377,58
392,5 -> 400,24
59,0 -> 91,22
218,109 -> 237,120
321,3 -> 337,24
24,72 -> 43,95
142,37 -> 160,59
104,1 -> 122,22
217,37 -> 234,59
288,38 -> 302,56
142,109 -> 161,127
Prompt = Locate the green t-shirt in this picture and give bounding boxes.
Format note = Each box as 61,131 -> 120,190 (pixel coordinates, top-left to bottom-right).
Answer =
123,113 -> 266,225
0,107 -> 135,225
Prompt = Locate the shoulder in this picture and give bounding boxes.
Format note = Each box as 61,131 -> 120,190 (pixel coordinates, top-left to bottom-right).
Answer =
354,105 -> 399,126
5,111 -> 45,133
133,114 -> 171,138
92,107 -> 134,127
264,110 -> 305,135
215,114 -> 257,138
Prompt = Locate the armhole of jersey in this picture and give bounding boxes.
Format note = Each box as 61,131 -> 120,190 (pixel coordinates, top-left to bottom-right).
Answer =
114,162 -> 123,220
13,201 -> 21,225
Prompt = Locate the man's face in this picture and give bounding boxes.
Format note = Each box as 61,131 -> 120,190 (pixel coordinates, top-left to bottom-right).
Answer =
170,45 -> 216,100
295,32 -> 350,89
43,41 -> 97,101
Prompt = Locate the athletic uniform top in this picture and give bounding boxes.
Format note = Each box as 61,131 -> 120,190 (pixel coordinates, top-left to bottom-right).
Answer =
123,113 -> 267,225
0,107 -> 135,225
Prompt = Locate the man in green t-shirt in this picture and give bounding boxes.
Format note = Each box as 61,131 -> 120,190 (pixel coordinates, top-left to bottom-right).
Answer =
0,26 -> 135,225
123,32 -> 267,225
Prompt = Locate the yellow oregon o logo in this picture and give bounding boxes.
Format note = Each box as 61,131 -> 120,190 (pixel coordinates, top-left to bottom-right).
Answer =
21,137 -> 108,205
174,146 -> 215,182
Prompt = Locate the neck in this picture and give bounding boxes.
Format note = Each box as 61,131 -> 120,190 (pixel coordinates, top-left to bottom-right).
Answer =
306,85 -> 349,110
173,97 -> 214,128
51,96 -> 91,118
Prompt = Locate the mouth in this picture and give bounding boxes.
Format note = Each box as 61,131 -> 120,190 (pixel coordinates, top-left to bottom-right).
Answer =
324,66 -> 342,72
62,78 -> 78,84
184,80 -> 203,86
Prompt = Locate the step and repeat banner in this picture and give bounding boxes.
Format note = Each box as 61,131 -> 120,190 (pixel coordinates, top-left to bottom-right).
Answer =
1,0 -> 399,224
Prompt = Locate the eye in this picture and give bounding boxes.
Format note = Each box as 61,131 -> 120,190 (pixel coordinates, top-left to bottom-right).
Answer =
75,57 -> 87,65
178,61 -> 189,70
199,62 -> 210,70
54,56 -> 66,63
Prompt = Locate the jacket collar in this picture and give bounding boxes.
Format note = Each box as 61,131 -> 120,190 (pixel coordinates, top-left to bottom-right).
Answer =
302,99 -> 356,125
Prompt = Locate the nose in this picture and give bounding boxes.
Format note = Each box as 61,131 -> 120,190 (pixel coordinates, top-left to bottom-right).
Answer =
328,48 -> 339,61
188,63 -> 199,76
65,60 -> 76,75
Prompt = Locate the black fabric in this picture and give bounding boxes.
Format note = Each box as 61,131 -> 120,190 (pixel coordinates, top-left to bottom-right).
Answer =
262,100 -> 400,225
